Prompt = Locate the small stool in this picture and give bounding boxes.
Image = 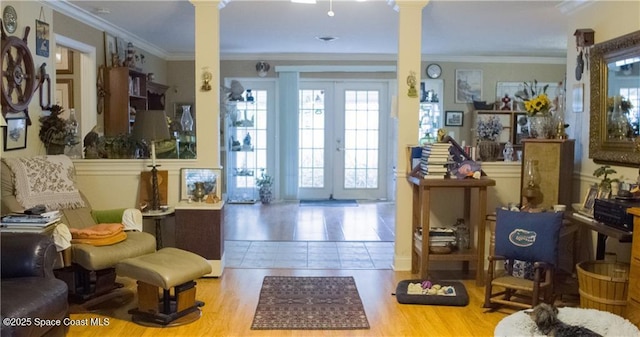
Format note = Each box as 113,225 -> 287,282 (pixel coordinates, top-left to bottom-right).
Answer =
116,248 -> 212,326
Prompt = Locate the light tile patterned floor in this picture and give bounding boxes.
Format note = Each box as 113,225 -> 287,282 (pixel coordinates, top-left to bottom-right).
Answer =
225,241 -> 395,269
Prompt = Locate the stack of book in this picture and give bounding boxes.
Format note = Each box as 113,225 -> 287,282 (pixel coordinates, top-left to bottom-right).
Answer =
1,211 -> 62,233
420,142 -> 453,179
428,227 -> 457,248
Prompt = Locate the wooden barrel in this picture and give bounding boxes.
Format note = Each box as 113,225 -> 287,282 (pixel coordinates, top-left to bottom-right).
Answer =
576,261 -> 630,316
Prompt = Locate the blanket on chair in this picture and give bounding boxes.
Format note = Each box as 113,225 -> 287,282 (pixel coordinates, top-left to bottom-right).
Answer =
3,155 -> 85,211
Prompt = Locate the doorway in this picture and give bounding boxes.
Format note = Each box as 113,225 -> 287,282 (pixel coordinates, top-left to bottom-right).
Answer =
298,81 -> 389,200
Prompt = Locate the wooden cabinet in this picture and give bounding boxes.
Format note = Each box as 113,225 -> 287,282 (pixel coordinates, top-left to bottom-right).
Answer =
520,139 -> 574,210
626,208 -> 640,328
104,67 -> 148,136
408,175 -> 495,286
174,201 -> 225,277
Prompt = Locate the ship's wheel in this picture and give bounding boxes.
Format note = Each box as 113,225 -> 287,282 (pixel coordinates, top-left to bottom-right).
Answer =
1,20 -> 35,125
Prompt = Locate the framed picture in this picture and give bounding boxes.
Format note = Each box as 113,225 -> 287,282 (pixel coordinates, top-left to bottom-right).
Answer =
513,113 -> 529,145
116,37 -> 127,66
581,184 -> 599,215
55,46 -> 73,74
104,32 -> 117,67
572,83 -> 584,113
35,20 -> 49,57
455,69 -> 482,103
180,168 -> 221,201
445,111 -> 464,126
3,116 -> 27,151
137,170 -> 168,209
55,79 -> 74,111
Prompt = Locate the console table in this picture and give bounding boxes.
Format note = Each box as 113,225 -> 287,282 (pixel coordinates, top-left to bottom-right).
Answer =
174,201 -> 225,277
408,175 -> 495,286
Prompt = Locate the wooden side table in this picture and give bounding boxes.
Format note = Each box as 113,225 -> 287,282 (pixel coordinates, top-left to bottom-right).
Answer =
174,201 -> 225,277
142,207 -> 175,250
407,175 -> 495,286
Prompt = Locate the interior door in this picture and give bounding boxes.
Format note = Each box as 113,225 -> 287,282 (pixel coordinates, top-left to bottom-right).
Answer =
298,81 -> 388,200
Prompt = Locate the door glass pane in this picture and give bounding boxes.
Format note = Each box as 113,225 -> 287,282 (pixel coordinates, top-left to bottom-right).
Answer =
299,90 -> 325,188
343,90 -> 379,189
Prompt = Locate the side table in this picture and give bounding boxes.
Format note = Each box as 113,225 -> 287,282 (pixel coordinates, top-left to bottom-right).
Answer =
142,207 -> 175,250
175,201 -> 225,277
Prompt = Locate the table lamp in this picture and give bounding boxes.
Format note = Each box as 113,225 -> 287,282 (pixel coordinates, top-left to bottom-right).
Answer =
132,110 -> 170,212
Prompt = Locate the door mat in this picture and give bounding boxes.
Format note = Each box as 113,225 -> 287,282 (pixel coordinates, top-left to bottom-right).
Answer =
251,276 -> 369,330
299,199 -> 358,207
393,279 -> 469,306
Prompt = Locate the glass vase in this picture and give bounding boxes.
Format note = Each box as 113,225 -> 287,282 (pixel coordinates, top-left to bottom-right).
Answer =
181,105 -> 194,132
608,96 -> 629,140
528,115 -> 554,139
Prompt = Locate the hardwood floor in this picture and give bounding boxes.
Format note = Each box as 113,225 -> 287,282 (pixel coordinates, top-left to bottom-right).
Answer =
67,269 -> 513,337
66,202 -> 514,336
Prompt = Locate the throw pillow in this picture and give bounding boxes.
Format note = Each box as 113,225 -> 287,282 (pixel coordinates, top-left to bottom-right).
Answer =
494,208 -> 563,265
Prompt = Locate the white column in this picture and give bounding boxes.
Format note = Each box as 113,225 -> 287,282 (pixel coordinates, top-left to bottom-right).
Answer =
394,0 -> 429,271
191,0 -> 220,167
277,71 -> 300,199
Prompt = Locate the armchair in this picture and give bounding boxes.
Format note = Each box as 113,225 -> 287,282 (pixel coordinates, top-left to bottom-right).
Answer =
484,209 -> 563,310
1,233 -> 69,337
1,156 -> 156,301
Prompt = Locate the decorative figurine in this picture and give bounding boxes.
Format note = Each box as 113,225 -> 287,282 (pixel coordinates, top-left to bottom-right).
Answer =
407,71 -> 418,98
503,141 -> 514,161
501,94 -> 512,110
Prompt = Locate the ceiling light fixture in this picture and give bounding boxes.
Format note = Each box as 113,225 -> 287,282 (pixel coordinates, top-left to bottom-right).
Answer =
327,0 -> 335,16
291,0 -> 317,4
94,7 -> 111,15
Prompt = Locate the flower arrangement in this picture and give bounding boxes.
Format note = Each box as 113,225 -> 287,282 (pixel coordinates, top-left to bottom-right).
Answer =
476,115 -> 503,141
515,80 -> 551,117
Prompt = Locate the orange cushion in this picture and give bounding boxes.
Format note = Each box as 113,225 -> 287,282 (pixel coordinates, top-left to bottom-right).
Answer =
70,223 -> 127,246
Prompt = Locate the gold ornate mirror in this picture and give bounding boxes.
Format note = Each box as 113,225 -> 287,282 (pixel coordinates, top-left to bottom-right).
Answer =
589,30 -> 640,166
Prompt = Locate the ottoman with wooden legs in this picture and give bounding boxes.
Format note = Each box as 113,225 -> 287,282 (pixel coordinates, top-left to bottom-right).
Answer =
116,248 -> 212,326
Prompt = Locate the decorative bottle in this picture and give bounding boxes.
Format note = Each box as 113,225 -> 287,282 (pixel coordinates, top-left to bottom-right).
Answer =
181,105 -> 194,132
608,96 -> 629,140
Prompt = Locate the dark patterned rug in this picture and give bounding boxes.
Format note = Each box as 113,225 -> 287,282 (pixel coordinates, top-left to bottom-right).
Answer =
251,276 -> 370,330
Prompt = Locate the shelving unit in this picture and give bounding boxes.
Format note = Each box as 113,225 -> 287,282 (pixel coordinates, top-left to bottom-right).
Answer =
225,100 -> 263,203
407,173 -> 495,286
418,79 -> 443,142
104,67 -> 148,136
473,110 -> 528,146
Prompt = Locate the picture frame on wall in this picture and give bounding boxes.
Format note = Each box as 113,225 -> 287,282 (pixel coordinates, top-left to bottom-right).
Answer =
573,83 -> 584,113
445,111 -> 464,126
55,79 -> 74,111
3,116 -> 27,151
116,37 -> 127,66
180,168 -> 221,201
35,19 -> 49,57
56,46 -> 73,74
455,69 -> 482,103
104,32 -> 117,67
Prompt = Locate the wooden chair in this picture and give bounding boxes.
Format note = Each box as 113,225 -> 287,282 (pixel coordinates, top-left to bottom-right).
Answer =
484,209 -> 563,310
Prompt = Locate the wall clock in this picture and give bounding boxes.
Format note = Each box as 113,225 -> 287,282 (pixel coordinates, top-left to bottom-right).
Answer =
2,6 -> 17,34
426,63 -> 442,79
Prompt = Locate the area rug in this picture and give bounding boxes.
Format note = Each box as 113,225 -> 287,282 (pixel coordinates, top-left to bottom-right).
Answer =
251,276 -> 370,330
299,199 -> 358,207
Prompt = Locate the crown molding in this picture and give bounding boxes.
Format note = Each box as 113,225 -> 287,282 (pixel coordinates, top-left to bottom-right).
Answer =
44,0 -> 170,59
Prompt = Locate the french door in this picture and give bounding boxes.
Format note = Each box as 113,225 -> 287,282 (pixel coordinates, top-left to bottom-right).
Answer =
298,81 -> 389,200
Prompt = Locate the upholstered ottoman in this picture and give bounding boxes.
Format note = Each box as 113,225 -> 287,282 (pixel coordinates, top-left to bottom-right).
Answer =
116,248 -> 212,326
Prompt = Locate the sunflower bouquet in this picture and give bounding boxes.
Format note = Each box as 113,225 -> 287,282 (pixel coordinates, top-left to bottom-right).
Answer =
515,80 -> 551,117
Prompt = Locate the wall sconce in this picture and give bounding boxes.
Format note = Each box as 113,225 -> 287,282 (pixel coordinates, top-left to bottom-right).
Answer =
201,68 -> 212,92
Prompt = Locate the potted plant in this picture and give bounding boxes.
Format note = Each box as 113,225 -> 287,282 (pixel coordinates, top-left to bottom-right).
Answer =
593,165 -> 619,197
39,105 -> 75,155
476,115 -> 503,161
256,170 -> 274,204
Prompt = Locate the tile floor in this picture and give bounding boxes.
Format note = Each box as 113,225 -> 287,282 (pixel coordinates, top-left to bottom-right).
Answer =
225,241 -> 395,269
223,201 -> 396,270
